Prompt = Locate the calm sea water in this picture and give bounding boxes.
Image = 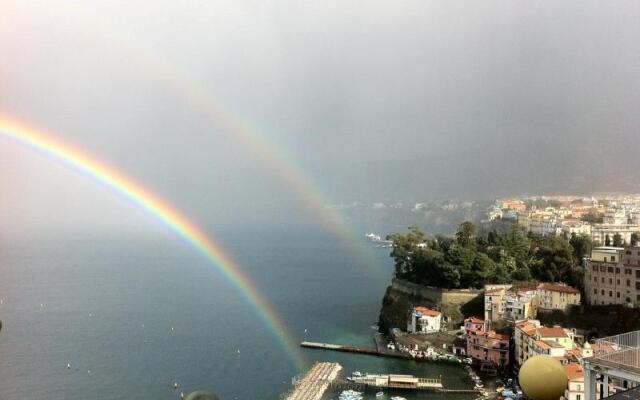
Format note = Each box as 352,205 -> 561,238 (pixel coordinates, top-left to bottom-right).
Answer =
0,225 -> 472,400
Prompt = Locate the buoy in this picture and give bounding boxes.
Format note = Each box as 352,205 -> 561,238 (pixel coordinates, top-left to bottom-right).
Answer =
180,392 -> 184,399
174,382 -> 179,389
67,363 -> 71,369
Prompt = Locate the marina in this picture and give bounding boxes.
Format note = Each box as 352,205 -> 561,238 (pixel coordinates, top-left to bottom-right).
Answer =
285,362 -> 479,399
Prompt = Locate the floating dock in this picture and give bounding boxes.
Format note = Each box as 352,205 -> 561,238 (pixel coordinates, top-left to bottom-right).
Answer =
284,362 -> 342,400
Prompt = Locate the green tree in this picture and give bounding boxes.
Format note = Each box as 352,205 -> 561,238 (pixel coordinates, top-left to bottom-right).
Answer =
569,233 -> 593,261
613,233 -> 624,247
456,222 -> 476,248
605,235 -> 612,246
631,232 -> 640,247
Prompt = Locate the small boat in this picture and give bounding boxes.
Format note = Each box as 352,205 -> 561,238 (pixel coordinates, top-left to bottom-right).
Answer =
339,389 -> 363,400
174,382 -> 179,389
66,363 -> 71,369
376,392 -> 384,397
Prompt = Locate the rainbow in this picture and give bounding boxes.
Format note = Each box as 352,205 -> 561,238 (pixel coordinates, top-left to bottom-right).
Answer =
38,7 -> 389,281
0,115 -> 306,371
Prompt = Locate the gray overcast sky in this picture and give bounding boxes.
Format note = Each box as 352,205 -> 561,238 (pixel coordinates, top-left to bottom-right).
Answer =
1,0 -> 639,234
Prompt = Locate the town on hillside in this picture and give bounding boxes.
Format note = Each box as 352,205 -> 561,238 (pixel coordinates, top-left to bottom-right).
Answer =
376,194 -> 640,400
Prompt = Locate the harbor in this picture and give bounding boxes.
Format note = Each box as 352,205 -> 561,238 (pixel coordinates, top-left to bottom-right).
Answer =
284,362 -> 479,400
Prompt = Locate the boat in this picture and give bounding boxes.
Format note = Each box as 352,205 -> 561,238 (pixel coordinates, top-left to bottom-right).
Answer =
339,389 -> 363,400
390,397 -> 407,400
376,391 -> 384,397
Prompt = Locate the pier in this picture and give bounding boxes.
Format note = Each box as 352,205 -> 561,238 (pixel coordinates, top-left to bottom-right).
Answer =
284,362 -> 342,400
300,341 -> 411,360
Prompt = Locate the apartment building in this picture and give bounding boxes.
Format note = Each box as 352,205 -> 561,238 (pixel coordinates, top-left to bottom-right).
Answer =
584,246 -> 640,306
514,319 -> 585,367
464,317 -> 510,367
537,283 -> 581,311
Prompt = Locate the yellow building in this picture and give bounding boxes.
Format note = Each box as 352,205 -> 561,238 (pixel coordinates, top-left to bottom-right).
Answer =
537,283 -> 581,311
514,320 -> 582,366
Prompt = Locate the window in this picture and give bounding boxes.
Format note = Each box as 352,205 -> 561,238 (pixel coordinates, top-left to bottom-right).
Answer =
577,395 -> 581,400
636,270 -> 640,278
617,279 -> 621,285
594,277 -> 598,282
594,289 -> 597,294
610,291 -> 613,297
604,257 -> 608,262
637,295 -> 640,302
627,269 -> 632,275
602,278 -> 605,283
609,278 -> 613,284
636,282 -> 640,290
616,268 -> 620,273
602,290 -> 605,295
627,251 -> 632,255
609,267 -> 614,273
612,256 -> 616,262
617,292 -> 621,298
628,279 -> 631,286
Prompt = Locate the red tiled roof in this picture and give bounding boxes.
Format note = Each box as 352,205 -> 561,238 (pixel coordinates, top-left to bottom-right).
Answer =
538,327 -> 568,338
414,307 -> 441,317
534,340 -> 552,350
537,283 -> 580,294
564,363 -> 584,381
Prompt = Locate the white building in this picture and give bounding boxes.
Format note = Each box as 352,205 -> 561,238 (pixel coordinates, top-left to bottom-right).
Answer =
407,307 -> 441,334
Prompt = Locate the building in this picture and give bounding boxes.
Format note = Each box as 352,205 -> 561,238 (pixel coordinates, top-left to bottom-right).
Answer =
484,284 -> 539,324
464,317 -> 510,367
484,285 -> 511,323
583,331 -> 640,400
514,319 -> 583,366
584,247 -> 640,306
503,289 -> 539,321
563,363 -> 585,400
407,307 -> 441,334
591,224 -> 640,246
537,283 -> 581,311
464,316 -> 485,333
561,220 -> 593,237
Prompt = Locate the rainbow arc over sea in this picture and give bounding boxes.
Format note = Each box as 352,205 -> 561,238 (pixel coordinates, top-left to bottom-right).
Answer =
0,115 -> 306,371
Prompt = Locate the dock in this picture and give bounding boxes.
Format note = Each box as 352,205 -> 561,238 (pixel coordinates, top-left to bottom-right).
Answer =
284,362 -> 342,400
300,341 -> 411,360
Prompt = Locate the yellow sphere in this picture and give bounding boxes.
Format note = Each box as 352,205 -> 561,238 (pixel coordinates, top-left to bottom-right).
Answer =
519,355 -> 568,400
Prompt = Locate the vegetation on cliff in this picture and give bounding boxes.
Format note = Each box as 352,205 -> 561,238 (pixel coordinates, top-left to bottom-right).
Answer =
387,222 -> 592,290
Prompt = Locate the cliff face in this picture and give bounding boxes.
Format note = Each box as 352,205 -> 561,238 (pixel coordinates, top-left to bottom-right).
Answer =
378,279 -> 484,334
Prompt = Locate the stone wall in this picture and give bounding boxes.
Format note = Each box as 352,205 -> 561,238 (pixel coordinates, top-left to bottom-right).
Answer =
378,279 -> 484,333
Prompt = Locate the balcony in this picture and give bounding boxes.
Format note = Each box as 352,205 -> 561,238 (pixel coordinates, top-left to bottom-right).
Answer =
592,331 -> 640,373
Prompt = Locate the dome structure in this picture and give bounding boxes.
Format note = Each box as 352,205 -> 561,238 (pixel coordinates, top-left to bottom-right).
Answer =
184,391 -> 220,400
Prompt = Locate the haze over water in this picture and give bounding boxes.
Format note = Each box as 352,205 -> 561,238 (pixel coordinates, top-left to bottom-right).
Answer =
0,224 -> 472,400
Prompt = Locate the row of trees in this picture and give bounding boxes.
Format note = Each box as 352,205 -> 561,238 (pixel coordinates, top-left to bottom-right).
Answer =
387,222 -> 592,290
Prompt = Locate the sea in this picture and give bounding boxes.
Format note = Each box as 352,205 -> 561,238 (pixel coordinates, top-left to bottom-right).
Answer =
0,222 -> 473,400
